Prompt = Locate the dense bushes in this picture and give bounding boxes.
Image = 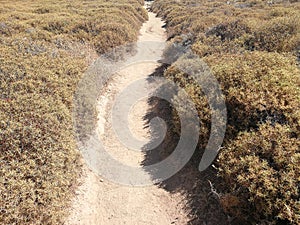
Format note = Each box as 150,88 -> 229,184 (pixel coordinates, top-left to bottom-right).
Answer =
207,52 -> 300,135
246,16 -> 300,52
152,0 -> 300,223
219,123 -> 300,223
0,0 -> 147,224
211,53 -> 300,223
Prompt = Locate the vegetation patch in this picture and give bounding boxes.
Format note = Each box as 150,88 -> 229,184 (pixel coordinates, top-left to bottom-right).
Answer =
0,0 -> 147,224
152,0 -> 300,223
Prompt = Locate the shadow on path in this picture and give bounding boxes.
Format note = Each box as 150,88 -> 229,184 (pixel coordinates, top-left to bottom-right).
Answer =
141,65 -> 245,225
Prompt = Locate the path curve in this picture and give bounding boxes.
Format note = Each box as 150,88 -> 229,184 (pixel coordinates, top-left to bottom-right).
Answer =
65,4 -> 189,225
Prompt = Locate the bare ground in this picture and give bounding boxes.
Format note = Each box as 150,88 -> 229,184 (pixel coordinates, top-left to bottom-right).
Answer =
65,5 -> 191,225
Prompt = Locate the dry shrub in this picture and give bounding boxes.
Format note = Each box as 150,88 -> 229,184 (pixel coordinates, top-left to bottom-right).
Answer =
0,0 -> 147,224
210,53 -> 300,223
152,0 -> 300,223
206,20 -> 250,41
218,123 -> 300,223
205,52 -> 300,137
163,64 -> 211,152
192,35 -> 246,57
0,47 -> 85,224
164,49 -> 300,225
246,16 -> 300,52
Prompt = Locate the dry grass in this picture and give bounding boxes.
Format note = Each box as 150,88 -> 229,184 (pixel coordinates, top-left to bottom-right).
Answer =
152,0 -> 300,224
0,0 -> 147,224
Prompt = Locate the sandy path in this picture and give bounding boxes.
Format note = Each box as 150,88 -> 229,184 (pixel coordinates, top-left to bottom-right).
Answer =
65,4 -> 189,225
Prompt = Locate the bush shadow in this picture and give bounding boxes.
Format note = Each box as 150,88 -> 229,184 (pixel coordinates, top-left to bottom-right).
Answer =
141,64 -> 246,225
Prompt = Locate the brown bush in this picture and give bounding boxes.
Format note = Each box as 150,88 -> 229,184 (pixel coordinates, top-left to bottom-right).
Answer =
164,48 -> 300,225
246,16 -> 300,52
210,52 -> 300,222
205,52 -> 300,136
218,123 -> 300,223
152,0 -> 300,223
0,0 -> 147,224
206,20 -> 250,41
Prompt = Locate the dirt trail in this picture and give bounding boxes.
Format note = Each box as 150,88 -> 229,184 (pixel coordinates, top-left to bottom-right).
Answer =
65,5 -> 189,225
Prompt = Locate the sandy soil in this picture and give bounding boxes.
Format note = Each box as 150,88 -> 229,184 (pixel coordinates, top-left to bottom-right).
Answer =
65,5 -> 190,225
